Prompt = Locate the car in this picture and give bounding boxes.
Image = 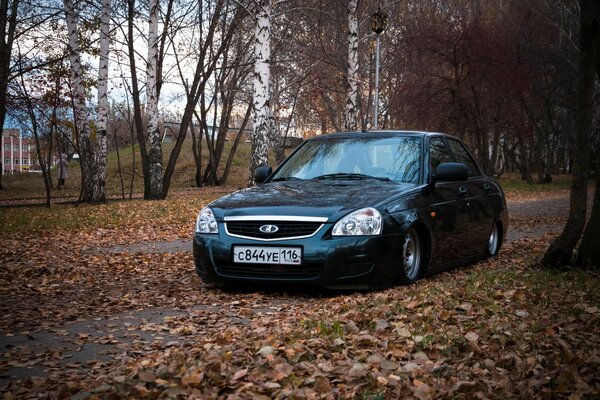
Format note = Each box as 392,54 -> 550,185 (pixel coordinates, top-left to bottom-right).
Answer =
193,130 -> 508,289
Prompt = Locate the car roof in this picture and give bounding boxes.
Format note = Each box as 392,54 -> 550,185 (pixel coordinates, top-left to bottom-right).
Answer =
308,130 -> 455,141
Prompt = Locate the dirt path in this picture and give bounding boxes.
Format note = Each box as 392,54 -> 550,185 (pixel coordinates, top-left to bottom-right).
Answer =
0,193 -> 573,386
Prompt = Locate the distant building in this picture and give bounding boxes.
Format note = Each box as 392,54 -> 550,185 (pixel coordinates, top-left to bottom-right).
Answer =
1,129 -> 39,174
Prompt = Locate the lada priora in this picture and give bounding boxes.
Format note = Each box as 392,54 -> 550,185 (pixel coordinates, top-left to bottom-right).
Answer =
193,131 -> 508,289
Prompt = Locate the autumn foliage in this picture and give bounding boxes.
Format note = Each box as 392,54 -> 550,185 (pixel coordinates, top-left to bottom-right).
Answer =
1,189 -> 599,398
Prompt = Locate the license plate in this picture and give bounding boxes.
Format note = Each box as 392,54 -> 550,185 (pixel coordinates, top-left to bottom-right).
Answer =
233,246 -> 302,265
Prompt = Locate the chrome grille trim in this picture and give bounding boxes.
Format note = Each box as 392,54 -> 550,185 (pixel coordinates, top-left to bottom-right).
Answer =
224,215 -> 328,222
224,223 -> 325,242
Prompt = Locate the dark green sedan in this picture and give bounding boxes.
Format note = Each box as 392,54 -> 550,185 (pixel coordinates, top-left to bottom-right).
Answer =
193,131 -> 507,289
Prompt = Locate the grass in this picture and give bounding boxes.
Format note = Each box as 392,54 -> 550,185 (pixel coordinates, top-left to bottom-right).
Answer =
0,140 -> 254,201
498,173 -> 575,192
0,190 -> 226,234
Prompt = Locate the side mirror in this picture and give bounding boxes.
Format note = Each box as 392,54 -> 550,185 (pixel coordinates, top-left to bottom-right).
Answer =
254,165 -> 272,184
433,162 -> 468,182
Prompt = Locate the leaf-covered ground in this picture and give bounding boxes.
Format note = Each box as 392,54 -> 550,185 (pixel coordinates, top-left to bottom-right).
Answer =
1,189 -> 599,399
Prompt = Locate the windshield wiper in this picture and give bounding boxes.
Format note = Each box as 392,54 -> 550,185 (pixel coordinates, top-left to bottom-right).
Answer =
271,176 -> 303,182
313,173 -> 391,181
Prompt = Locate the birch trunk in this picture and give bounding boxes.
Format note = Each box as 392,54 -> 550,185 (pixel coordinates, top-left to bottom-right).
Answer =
64,0 -> 95,202
94,0 -> 110,203
344,0 -> 359,131
250,0 -> 274,184
146,0 -> 163,199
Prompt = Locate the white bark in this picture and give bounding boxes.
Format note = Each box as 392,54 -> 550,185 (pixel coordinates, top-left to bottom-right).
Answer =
95,0 -> 110,202
64,0 -> 95,202
250,0 -> 274,184
146,0 -> 163,198
344,0 -> 359,131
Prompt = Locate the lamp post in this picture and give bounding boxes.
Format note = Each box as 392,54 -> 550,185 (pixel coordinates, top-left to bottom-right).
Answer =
370,6 -> 387,130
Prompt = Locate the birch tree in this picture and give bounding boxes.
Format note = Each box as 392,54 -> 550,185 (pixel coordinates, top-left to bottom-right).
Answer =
145,0 -> 163,199
94,0 -> 110,202
64,0 -> 96,202
344,0 -> 358,131
249,0 -> 274,184
124,0 -> 171,200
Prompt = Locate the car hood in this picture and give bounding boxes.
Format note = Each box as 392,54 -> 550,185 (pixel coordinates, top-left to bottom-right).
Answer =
209,179 -> 416,221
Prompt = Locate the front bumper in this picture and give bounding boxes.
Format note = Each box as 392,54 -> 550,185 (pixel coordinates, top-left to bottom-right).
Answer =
193,227 -> 402,287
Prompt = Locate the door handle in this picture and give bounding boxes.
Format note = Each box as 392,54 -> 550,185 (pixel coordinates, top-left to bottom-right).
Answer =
459,186 -> 469,196
483,183 -> 491,192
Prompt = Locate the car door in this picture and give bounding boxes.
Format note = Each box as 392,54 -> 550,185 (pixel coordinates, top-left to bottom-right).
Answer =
445,138 -> 495,256
427,137 -> 472,266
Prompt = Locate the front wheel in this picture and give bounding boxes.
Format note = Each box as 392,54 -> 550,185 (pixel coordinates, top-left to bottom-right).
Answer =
395,227 -> 424,285
486,222 -> 501,257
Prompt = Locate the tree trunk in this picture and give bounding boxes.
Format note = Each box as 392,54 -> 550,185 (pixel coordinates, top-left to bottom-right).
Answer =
129,114 -> 135,199
344,0 -> 359,131
201,97 -> 220,185
64,0 -> 96,202
114,126 -> 125,199
578,152 -> 600,267
190,121 -> 202,187
221,102 -> 252,184
542,0 -> 596,268
203,74 -> 222,186
94,0 -> 110,203
145,0 -> 164,199
33,123 -> 51,208
0,0 -> 20,191
576,5 -> 600,268
47,77 -> 60,190
19,74 -> 51,207
250,0 -> 273,184
46,111 -> 54,190
127,0 -> 150,198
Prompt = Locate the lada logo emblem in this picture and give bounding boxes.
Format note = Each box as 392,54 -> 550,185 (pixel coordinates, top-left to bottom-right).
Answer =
259,224 -> 279,233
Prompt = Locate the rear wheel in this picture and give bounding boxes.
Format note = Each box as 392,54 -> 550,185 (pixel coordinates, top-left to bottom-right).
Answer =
487,222 -> 501,257
395,227 -> 424,285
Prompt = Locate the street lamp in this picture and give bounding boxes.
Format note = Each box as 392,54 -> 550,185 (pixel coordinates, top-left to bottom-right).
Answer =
370,6 -> 387,130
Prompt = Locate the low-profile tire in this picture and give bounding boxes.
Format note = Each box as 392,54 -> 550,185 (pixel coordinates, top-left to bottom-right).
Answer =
486,222 -> 501,257
395,227 -> 425,285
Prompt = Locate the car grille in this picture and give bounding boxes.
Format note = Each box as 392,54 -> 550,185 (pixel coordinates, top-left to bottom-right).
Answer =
225,221 -> 323,240
218,262 -> 321,280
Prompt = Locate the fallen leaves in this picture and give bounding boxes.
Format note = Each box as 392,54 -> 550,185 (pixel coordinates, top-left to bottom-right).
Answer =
1,190 -> 599,399
464,331 -> 479,342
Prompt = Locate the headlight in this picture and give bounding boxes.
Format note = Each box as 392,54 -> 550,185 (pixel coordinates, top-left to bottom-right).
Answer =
332,207 -> 382,236
195,207 -> 219,234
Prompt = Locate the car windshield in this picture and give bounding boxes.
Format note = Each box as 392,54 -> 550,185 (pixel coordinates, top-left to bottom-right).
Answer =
271,136 -> 421,184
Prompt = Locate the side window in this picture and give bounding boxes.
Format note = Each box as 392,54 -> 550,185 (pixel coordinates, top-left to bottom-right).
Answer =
447,139 -> 480,177
429,138 -> 451,172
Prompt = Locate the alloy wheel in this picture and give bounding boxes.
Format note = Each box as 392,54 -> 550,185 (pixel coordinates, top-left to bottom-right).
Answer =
403,228 -> 421,280
488,223 -> 499,255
